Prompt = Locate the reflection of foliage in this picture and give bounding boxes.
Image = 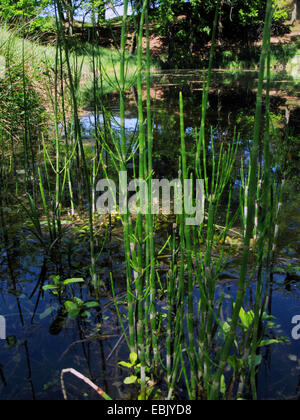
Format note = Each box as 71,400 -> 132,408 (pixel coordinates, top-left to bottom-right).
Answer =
236,112 -> 255,137
271,43 -> 298,65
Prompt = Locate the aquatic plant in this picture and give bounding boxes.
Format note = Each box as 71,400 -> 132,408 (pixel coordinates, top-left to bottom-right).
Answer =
0,0 -> 290,402
106,0 -> 284,401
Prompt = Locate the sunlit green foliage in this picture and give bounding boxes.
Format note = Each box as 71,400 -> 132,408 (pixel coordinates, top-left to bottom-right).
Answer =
0,0 -> 51,21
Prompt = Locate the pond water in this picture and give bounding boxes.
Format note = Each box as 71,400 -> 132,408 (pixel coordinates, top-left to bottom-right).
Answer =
0,70 -> 299,400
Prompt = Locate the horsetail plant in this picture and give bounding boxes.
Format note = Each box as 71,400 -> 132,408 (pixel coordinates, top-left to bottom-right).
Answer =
209,0 -> 275,400
1,0 -> 287,402
54,0 -> 98,289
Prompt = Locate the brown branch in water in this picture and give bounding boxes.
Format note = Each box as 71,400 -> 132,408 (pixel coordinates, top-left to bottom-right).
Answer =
59,334 -> 117,361
60,368 -> 112,400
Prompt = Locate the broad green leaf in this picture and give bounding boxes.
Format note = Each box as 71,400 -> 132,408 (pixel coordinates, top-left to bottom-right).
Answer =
74,297 -> 84,306
64,301 -> 77,312
239,307 -> 247,327
84,301 -> 99,308
130,352 -> 138,365
42,285 -> 58,291
246,310 -> 255,326
63,278 -> 85,286
51,275 -> 60,285
262,312 -> 275,321
259,339 -> 281,347
118,361 -> 133,368
222,321 -> 231,334
124,375 -> 137,385
68,308 -> 80,318
239,308 -> 254,329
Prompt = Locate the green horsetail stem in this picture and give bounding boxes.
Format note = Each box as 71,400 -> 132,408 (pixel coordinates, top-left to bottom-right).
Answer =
250,9 -> 274,399
136,1 -> 148,397
119,0 -> 136,355
54,0 -> 98,289
144,2 -> 159,370
179,92 -> 197,399
209,0 -> 274,400
196,0 -> 220,174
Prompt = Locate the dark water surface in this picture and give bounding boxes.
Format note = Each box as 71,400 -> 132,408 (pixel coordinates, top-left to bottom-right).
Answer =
0,70 -> 299,400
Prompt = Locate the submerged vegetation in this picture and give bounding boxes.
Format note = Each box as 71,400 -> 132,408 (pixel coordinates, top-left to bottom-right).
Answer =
0,0 -> 299,402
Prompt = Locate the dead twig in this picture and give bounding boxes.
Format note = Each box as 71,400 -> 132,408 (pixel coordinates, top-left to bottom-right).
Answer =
61,368 -> 112,400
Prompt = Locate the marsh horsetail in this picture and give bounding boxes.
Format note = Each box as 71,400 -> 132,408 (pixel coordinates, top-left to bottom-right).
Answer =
0,0 -> 296,402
